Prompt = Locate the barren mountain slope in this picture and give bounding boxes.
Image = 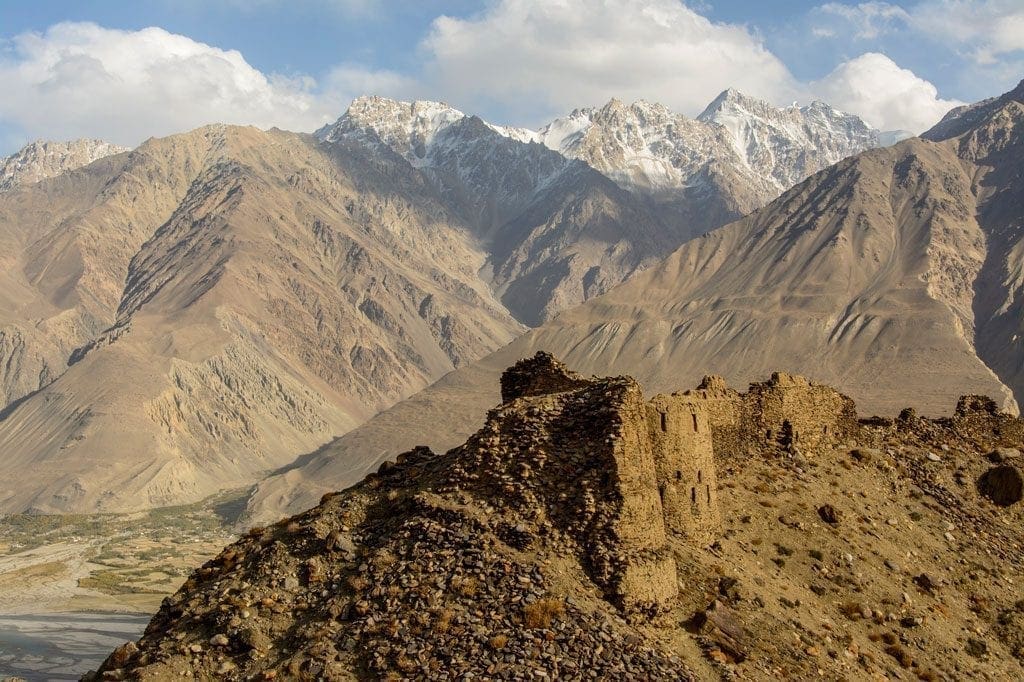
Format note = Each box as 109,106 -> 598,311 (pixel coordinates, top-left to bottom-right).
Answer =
96,356 -> 1024,681
0,125 -> 522,514
0,131 -> 226,409
246,83 -> 1024,521
0,138 -> 129,192
926,85 -> 1024,421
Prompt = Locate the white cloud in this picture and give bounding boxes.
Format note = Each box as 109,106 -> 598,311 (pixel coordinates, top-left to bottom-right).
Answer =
909,0 -> 1024,64
0,6 -> 979,149
321,64 -> 421,105
811,52 -> 964,132
420,0 -> 802,122
813,2 -> 909,40
0,22 -> 342,146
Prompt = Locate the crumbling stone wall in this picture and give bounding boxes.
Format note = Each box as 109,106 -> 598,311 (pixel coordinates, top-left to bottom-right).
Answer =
953,395 -> 1024,445
741,372 -> 858,452
452,354 -> 682,616
499,351 -> 592,403
646,394 -> 720,545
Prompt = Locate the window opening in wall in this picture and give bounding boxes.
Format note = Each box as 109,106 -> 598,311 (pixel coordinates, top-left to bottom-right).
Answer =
660,412 -> 667,432
706,485 -> 711,503
697,470 -> 702,483
692,413 -> 699,432
675,470 -> 683,481
691,487 -> 696,503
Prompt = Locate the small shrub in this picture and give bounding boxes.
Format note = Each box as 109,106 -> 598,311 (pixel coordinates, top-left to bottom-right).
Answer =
489,634 -> 509,650
884,644 -> 913,668
433,608 -> 454,634
523,597 -> 565,629
809,549 -> 824,561
456,576 -> 480,597
839,601 -> 863,620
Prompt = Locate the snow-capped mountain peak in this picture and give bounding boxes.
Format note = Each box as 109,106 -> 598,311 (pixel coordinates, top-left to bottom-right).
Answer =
316,96 -> 468,166
317,96 -> 538,166
0,138 -> 129,192
320,89 -> 891,211
697,89 -> 880,192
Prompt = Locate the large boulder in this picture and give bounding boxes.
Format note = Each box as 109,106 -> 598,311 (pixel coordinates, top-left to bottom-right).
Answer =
978,465 -> 1024,507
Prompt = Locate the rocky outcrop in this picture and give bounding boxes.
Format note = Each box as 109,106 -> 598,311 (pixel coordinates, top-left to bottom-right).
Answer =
978,465 -> 1023,507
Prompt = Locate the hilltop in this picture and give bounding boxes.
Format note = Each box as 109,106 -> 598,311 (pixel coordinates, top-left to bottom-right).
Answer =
90,354 -> 1024,680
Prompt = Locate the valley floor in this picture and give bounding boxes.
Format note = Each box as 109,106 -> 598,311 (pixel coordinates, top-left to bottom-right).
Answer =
0,490 -> 246,679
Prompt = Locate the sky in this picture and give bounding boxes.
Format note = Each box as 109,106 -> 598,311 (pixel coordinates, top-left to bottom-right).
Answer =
0,0 -> 1021,155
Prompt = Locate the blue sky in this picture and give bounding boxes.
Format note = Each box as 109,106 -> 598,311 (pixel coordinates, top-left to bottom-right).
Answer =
1,1 -> 1021,154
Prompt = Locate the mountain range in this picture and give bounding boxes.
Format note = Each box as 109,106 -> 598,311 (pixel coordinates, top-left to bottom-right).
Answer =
244,80 -> 1024,522
0,86 -> 971,514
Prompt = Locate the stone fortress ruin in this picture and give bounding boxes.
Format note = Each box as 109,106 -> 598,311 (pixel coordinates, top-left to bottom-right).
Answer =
486,352 -> 857,615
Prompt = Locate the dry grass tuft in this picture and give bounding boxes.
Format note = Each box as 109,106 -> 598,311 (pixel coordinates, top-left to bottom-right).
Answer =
433,608 -> 454,634
885,644 -> 914,668
523,597 -> 565,629
455,576 -> 480,597
839,601 -> 863,620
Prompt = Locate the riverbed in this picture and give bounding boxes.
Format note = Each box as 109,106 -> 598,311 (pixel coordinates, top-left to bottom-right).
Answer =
0,612 -> 148,681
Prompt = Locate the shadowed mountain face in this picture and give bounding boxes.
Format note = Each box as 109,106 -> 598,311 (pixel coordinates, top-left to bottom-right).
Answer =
0,125 -> 523,513
246,81 -> 1024,522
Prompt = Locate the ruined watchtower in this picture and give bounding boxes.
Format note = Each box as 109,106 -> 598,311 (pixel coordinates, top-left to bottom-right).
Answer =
475,353 -> 723,616
646,394 -> 720,545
